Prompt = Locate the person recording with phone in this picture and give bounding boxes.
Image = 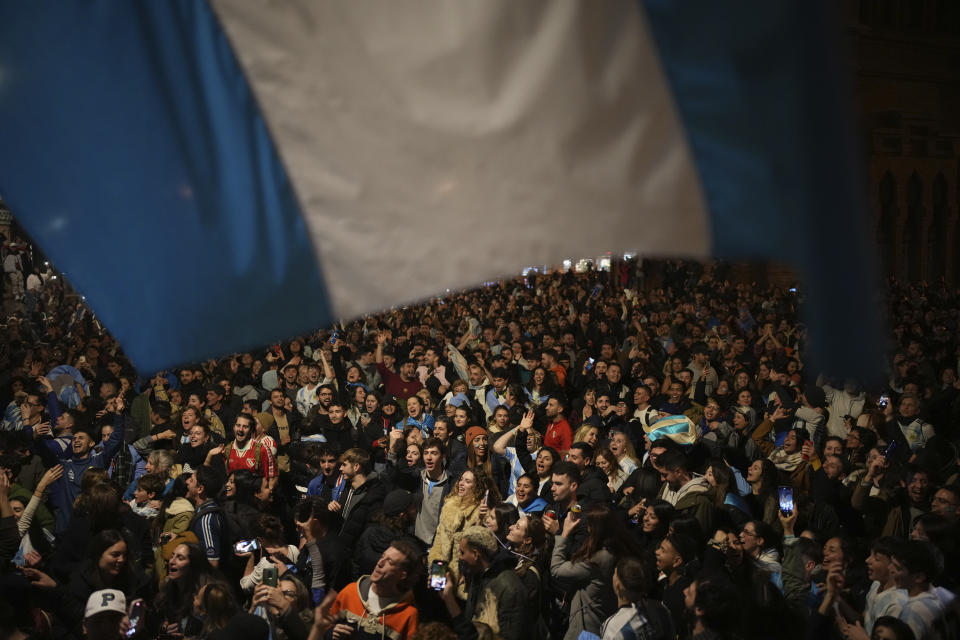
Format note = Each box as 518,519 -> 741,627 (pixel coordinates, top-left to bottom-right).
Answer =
880,394 -> 935,463
853,459 -> 934,539
438,526 -> 526,640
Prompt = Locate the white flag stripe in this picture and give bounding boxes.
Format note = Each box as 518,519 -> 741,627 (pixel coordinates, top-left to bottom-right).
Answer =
211,0 -> 710,318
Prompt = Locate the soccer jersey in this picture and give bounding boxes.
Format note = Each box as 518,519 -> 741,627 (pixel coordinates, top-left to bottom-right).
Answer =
502,446 -> 539,496
863,581 -> 906,634
544,418 -> 572,451
901,587 -> 953,640
226,439 -> 278,478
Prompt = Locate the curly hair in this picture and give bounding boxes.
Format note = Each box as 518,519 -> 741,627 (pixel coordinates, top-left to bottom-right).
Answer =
446,468 -> 501,507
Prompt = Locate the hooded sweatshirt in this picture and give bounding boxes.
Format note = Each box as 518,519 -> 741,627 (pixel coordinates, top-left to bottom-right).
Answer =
658,475 -> 714,533
329,575 -> 418,640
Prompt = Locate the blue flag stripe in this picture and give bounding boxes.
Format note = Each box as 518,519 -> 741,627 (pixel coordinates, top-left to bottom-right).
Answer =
641,1 -> 884,379
0,1 -> 330,372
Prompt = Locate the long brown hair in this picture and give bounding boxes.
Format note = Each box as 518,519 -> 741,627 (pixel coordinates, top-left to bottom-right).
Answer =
595,448 -> 620,481
513,515 -> 549,578
75,480 -> 122,531
571,503 -> 639,563
200,582 -> 238,635
466,434 -> 493,480
707,458 -> 733,507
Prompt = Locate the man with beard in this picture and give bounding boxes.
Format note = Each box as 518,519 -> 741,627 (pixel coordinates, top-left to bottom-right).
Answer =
687,343 -> 718,399
139,400 -> 176,451
177,367 -> 203,400
543,396 -> 572,456
592,392 -> 619,437
223,413 -> 278,495
300,384 -> 335,434
654,449 -> 714,535
354,343 -> 383,392
376,333 -> 424,401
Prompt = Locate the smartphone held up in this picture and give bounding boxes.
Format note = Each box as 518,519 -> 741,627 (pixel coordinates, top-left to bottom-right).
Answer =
777,486 -> 794,516
429,560 -> 447,591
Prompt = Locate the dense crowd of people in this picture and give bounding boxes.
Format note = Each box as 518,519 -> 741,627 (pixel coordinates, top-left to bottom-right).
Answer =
1,252 -> 960,640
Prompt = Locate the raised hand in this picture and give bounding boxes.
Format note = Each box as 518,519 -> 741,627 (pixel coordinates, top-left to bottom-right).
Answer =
38,465 -> 63,491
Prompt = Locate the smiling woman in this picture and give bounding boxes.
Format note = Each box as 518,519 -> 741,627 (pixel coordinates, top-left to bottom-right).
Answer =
42,529 -> 151,638
155,541 -> 220,637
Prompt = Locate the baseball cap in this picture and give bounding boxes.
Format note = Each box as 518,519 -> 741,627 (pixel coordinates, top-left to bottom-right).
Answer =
85,589 -> 126,619
382,489 -> 416,516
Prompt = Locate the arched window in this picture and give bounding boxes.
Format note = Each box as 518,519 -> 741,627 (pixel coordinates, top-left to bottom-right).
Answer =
930,173 -> 947,282
904,172 -> 924,282
878,171 -> 898,276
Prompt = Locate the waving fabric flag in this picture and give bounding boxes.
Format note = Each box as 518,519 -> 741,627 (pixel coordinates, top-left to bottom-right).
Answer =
643,415 -> 700,447
0,1 -> 881,377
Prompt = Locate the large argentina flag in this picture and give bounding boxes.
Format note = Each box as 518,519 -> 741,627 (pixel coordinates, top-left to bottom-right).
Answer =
0,1 -> 881,377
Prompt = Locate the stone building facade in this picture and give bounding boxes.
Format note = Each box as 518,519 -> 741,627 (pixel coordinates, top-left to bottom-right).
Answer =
852,0 -> 960,282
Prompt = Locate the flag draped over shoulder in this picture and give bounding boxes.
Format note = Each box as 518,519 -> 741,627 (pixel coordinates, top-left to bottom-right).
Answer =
0,1 -> 881,377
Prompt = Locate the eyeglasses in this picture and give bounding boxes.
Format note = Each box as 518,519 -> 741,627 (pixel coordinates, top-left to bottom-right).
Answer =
19,400 -> 42,407
741,529 -> 758,538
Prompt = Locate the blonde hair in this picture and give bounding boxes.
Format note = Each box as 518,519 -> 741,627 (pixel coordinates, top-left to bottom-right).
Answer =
573,424 -> 598,444
611,431 -> 640,466
148,450 -> 175,475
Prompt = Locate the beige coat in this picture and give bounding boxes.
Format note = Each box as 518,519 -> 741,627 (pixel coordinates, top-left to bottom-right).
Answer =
428,495 -> 481,598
